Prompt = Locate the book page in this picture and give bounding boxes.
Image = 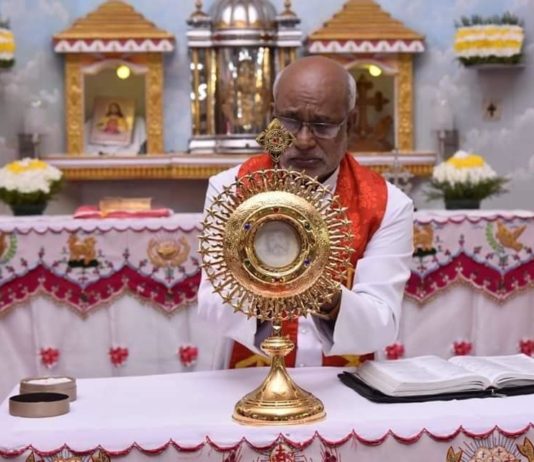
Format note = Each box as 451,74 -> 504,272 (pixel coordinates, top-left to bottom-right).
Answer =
354,356 -> 489,397
450,354 -> 534,388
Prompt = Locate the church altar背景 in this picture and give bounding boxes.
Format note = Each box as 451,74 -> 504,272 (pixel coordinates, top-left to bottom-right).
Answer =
45,0 -> 435,182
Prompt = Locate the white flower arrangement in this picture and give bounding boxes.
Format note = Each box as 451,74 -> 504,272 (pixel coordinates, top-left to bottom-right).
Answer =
0,158 -> 63,206
427,151 -> 508,203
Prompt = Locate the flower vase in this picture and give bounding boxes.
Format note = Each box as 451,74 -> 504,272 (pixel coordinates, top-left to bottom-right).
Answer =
444,198 -> 480,210
10,203 -> 47,216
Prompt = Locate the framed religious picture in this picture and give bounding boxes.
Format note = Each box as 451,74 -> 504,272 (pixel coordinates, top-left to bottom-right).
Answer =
89,96 -> 135,146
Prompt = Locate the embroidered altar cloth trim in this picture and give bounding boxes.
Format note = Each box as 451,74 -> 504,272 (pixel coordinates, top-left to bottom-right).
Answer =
0,211 -> 533,312
1,367 -> 533,455
408,210 -> 534,302
0,214 -> 202,313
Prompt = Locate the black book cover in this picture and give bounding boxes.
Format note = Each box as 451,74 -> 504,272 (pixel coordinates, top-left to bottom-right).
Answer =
338,372 -> 534,403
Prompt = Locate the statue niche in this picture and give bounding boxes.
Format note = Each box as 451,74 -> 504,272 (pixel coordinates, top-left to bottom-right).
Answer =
349,66 -> 395,152
83,60 -> 148,155
53,0 -> 175,155
219,57 -> 272,134
307,0 -> 425,153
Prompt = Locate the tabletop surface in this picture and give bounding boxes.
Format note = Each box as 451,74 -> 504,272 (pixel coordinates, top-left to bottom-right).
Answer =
1,367 -> 533,453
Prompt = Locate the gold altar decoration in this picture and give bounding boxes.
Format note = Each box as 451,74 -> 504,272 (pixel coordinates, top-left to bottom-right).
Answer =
68,234 -> 97,266
199,120 -> 353,425
98,197 -> 152,213
307,0 -> 424,153
187,0 -> 302,154
148,236 -> 191,268
53,0 -> 175,155
45,151 -> 436,181
255,119 -> 296,164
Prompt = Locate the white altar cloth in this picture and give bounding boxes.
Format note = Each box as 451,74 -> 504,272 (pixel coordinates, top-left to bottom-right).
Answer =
1,367 -> 534,461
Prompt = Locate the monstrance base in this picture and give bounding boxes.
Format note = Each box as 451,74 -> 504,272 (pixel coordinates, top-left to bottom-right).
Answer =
232,335 -> 325,425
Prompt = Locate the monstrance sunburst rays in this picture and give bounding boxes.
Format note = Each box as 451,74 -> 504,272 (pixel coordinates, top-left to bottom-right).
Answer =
199,168 -> 354,322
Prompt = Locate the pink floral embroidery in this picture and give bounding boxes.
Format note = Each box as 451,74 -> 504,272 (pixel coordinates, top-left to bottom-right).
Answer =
385,342 -> 404,360
268,443 -> 295,462
222,448 -> 242,462
178,344 -> 198,367
40,347 -> 60,368
322,449 -> 338,462
519,339 -> 534,356
109,347 -> 129,367
453,340 -> 472,356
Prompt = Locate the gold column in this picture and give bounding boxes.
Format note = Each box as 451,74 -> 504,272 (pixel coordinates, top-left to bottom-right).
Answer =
263,47 -> 271,94
146,53 -> 164,154
277,48 -> 297,73
289,48 -> 297,64
206,49 -> 216,135
396,53 -> 414,151
277,49 -> 286,74
65,54 -> 83,155
191,49 -> 202,136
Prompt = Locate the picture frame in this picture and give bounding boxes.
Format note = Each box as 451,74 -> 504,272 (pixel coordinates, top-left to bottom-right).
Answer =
89,96 -> 135,146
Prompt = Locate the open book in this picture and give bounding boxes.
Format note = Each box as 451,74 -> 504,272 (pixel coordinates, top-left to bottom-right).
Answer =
350,354 -> 534,398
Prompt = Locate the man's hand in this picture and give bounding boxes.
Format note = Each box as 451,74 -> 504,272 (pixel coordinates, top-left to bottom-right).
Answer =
315,289 -> 342,323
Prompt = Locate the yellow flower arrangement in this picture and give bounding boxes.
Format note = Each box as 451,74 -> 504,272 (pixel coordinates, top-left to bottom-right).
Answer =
0,19 -> 15,69
454,13 -> 524,66
446,153 -> 485,169
6,159 -> 48,174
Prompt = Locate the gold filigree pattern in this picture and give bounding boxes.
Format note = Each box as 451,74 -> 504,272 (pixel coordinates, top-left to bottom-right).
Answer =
68,234 -> 97,266
147,236 -> 191,268
496,220 -> 526,252
65,54 -> 83,155
199,169 -> 354,321
414,224 -> 434,252
146,53 -> 164,154
519,437 -> 534,462
447,437 -> 534,462
397,54 -> 414,151
256,119 -> 296,165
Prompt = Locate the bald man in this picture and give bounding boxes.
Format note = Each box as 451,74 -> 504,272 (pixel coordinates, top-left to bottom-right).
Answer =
197,56 -> 413,369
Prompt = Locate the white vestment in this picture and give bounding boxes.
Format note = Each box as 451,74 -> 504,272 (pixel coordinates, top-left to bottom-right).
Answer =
197,163 -> 414,369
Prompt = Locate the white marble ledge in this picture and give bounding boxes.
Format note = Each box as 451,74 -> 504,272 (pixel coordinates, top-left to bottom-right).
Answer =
43,152 -> 437,168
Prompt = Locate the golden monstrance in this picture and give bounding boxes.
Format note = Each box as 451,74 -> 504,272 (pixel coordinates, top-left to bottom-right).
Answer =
199,119 -> 354,425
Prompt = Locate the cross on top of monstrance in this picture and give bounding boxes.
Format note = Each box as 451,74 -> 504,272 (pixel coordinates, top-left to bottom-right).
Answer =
199,118 -> 354,425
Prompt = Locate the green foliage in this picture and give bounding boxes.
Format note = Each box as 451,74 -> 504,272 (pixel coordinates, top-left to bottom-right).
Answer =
485,223 -> 504,254
425,177 -> 508,201
455,12 -> 522,27
0,179 -> 63,206
459,54 -> 522,66
0,59 -> 15,69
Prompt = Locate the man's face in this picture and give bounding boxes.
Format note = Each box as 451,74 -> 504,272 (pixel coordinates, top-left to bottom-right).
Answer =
274,72 -> 353,182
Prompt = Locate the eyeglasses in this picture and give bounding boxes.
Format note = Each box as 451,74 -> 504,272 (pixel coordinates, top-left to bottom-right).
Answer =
276,115 -> 346,140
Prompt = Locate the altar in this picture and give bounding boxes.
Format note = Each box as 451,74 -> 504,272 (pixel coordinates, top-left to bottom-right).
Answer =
1,367 -> 534,461
0,210 -> 533,402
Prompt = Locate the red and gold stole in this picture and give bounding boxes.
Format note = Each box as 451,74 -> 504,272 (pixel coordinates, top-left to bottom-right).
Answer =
228,153 -> 388,368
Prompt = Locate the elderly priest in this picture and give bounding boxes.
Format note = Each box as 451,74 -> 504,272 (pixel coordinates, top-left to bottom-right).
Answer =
197,56 -> 414,369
